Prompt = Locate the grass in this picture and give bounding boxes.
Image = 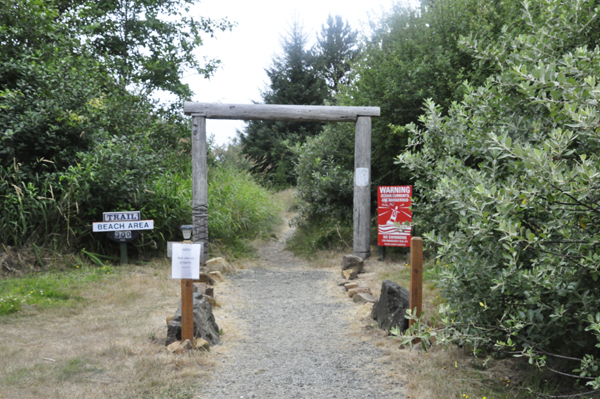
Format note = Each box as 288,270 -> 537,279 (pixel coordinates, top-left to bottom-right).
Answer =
0,259 -> 215,399
0,264 -> 114,315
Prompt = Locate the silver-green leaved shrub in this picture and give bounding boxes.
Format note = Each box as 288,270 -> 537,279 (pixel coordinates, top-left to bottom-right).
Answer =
397,0 -> 600,388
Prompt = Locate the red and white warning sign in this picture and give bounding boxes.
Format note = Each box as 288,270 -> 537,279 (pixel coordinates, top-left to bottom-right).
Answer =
377,186 -> 412,247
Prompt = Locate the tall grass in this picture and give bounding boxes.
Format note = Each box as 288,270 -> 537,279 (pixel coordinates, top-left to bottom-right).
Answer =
0,149 -> 281,262
208,166 -> 282,255
0,166 -> 78,249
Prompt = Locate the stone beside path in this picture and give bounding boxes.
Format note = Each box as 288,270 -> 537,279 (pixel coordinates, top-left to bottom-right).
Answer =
195,229 -> 403,398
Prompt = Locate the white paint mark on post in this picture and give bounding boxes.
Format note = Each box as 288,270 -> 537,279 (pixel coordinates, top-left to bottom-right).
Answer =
171,243 -> 202,280
355,168 -> 369,187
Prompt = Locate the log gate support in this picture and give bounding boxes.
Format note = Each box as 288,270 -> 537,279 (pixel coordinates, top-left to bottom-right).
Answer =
183,102 -> 380,263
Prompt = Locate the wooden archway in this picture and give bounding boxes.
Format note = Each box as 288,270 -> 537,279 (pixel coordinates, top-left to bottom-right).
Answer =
183,102 -> 380,263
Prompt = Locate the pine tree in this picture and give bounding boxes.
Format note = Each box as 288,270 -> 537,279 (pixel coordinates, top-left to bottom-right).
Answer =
314,15 -> 359,93
239,19 -> 328,185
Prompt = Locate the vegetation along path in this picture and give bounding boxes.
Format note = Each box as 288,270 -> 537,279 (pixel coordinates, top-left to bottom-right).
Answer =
200,225 -> 403,398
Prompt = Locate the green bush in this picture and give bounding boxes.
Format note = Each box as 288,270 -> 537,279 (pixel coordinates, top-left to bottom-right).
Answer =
397,0 -> 600,389
292,123 -> 355,222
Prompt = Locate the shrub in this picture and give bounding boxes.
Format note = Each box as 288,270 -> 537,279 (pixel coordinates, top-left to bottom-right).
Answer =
397,0 -> 600,389
292,123 -> 355,222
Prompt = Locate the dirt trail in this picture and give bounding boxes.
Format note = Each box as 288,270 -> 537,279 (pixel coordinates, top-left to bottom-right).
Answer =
198,225 -> 403,398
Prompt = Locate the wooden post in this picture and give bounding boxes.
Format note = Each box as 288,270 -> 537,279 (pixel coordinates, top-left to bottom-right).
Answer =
377,245 -> 386,261
191,115 -> 209,265
180,278 -> 194,342
119,242 -> 127,265
409,237 -> 423,328
183,103 -> 382,264
353,116 -> 371,260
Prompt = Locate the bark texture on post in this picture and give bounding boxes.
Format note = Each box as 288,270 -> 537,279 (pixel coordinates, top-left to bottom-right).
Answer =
191,115 -> 209,265
353,116 -> 372,259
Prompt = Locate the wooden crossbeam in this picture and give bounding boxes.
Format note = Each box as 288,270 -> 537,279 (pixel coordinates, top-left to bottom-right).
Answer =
183,102 -> 380,122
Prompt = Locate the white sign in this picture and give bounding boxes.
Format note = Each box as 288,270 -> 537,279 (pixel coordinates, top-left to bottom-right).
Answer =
103,211 -> 140,222
92,220 -> 154,232
171,243 -> 202,279
355,167 -> 369,187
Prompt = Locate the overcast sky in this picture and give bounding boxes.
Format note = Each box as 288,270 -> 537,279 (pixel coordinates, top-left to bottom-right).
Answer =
181,0 -> 401,145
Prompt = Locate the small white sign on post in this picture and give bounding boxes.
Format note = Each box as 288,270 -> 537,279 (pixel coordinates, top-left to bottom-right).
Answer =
171,243 -> 202,280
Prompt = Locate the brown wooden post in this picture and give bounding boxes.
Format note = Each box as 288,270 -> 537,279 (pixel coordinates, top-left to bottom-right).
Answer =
409,237 -> 423,328
180,278 -> 194,342
353,116 -> 372,260
191,115 -> 209,265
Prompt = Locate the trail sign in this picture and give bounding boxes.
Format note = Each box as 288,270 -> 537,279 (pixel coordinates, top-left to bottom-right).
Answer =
92,210 -> 154,264
92,220 -> 154,232
377,186 -> 412,247
103,211 -> 140,222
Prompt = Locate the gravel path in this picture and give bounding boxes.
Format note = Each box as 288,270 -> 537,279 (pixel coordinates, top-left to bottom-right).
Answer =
196,228 -> 403,399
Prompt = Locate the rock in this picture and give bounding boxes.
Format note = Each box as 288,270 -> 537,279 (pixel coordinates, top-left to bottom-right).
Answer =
166,291 -> 221,346
209,271 -> 223,283
194,338 -> 210,351
371,280 -> 410,333
204,295 -> 219,308
166,340 -> 181,353
175,339 -> 193,354
205,287 -> 214,298
341,255 -> 364,278
348,287 -> 372,298
342,269 -> 358,280
166,316 -> 174,325
197,272 -> 215,285
337,281 -> 349,287
205,257 -> 234,274
353,293 -> 377,304
193,283 -> 207,294
344,282 -> 359,291
342,254 -> 364,271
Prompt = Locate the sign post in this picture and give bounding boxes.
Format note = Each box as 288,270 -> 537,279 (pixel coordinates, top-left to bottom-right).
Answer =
409,237 -> 423,328
171,242 -> 202,342
92,211 -> 153,265
377,186 -> 423,328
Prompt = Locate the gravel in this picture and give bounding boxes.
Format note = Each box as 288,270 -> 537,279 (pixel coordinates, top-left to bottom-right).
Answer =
197,231 -> 403,399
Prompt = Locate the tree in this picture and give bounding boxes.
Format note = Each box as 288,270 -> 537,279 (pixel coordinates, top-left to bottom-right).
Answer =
239,18 -> 328,185
293,0 -> 519,228
397,0 -> 600,391
0,0 -> 230,251
59,0 -> 233,99
314,14 -> 359,93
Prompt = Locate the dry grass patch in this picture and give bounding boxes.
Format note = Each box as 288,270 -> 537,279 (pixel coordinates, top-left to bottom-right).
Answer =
0,260 -> 217,399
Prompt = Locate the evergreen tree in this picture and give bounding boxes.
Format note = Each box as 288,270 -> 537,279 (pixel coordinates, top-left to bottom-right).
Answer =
239,19 -> 328,185
314,14 -> 359,93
